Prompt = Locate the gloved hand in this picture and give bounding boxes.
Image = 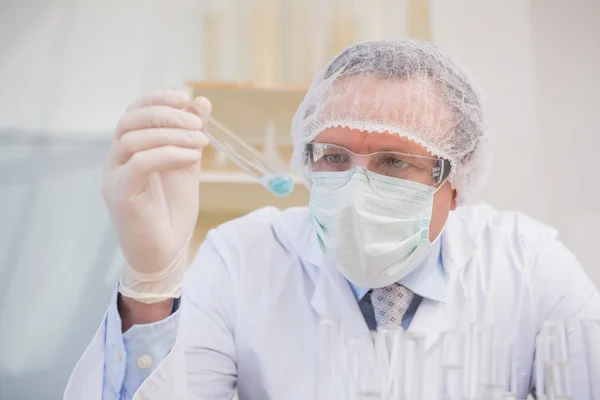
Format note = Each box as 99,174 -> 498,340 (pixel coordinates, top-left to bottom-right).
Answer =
102,90 -> 211,304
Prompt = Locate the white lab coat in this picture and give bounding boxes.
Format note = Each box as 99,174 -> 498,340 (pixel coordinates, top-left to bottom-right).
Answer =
64,203 -> 600,400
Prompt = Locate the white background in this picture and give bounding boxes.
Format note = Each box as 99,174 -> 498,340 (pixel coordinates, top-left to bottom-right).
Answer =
0,0 -> 598,398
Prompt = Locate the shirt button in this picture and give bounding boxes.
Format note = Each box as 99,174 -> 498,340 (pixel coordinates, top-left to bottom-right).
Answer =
113,348 -> 121,363
137,355 -> 153,369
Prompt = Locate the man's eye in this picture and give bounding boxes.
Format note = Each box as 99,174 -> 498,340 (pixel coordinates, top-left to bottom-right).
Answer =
388,157 -> 410,169
325,154 -> 344,163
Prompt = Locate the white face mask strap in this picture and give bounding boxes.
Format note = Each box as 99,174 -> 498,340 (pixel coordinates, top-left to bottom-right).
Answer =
432,175 -> 451,194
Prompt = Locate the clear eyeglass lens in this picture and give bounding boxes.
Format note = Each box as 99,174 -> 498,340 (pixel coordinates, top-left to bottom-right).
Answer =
308,143 -> 442,187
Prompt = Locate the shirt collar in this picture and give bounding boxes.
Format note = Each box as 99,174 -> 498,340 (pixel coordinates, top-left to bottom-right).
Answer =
347,237 -> 447,303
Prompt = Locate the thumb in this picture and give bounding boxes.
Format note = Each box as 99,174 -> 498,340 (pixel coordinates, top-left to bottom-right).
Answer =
187,96 -> 212,122
185,96 -> 212,148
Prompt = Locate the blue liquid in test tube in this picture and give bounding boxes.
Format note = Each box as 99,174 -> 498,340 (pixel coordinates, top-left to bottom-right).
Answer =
205,117 -> 295,197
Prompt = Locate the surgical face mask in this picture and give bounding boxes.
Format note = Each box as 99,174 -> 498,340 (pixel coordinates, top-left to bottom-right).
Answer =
309,168 -> 439,288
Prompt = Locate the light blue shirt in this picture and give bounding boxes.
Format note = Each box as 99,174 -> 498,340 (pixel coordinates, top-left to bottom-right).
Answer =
103,290 -> 180,400
102,239 -> 446,399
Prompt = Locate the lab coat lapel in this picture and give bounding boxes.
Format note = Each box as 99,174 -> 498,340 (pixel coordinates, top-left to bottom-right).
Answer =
280,209 -> 369,338
407,210 -> 477,351
310,264 -> 370,338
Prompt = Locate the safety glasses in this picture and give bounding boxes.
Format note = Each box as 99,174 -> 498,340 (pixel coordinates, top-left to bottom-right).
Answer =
303,142 -> 451,188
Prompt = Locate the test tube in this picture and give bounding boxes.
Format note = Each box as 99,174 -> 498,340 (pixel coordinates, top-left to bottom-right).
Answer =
346,333 -> 385,400
389,329 -> 406,400
374,327 -> 404,399
403,332 -> 426,400
205,117 -> 295,196
316,318 -> 342,400
466,325 -> 517,400
375,327 -> 402,363
496,340 -> 517,400
502,342 -> 518,400
545,321 -> 572,400
536,335 -> 548,400
478,327 -> 507,400
345,337 -> 362,400
536,321 -> 573,400
440,331 -> 466,400
465,324 -> 483,399
582,319 -> 600,399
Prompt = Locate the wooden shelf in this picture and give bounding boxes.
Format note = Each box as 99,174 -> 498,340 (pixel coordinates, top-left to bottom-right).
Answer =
198,173 -> 308,213
188,80 -> 310,247
195,113 -> 306,215
187,81 -> 307,147
196,134 -> 307,211
190,171 -> 309,252
201,145 -> 294,172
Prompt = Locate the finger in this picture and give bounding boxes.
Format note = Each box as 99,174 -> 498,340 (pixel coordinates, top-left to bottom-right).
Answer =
186,96 -> 213,122
113,128 -> 209,166
124,145 -> 202,180
115,106 -> 204,140
126,90 -> 191,112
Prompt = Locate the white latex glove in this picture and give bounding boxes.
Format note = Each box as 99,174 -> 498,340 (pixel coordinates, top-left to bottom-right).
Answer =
102,90 -> 211,304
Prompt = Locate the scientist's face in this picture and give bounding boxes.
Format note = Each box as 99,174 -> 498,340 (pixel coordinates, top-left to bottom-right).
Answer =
313,77 -> 457,242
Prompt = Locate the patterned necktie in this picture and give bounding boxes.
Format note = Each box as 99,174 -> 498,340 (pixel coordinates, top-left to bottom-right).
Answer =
370,284 -> 415,329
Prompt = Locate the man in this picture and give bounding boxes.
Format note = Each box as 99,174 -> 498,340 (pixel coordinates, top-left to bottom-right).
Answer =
65,39 -> 599,399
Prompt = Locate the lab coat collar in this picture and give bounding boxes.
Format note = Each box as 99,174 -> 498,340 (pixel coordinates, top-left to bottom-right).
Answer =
273,208 -> 369,337
440,207 -> 478,274
310,262 -> 371,338
275,207 -> 479,350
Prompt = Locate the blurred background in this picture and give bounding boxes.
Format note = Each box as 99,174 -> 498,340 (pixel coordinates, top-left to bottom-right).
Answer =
0,0 -> 599,398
